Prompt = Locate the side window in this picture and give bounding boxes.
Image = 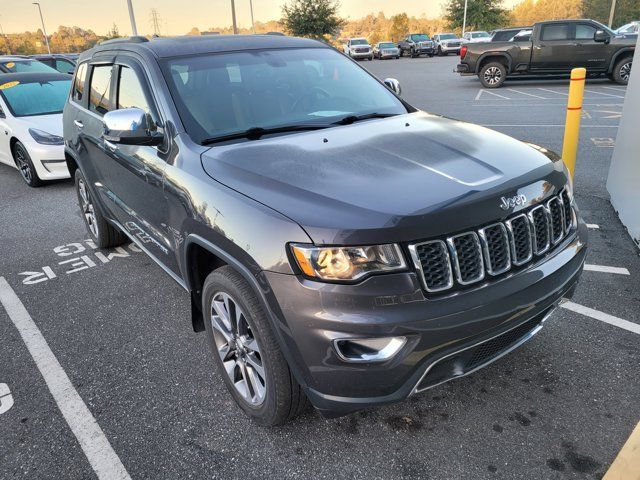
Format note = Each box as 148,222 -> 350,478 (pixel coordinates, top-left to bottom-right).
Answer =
89,65 -> 114,116
541,24 -> 570,41
575,24 -> 597,40
56,59 -> 75,74
72,62 -> 87,104
117,65 -> 151,114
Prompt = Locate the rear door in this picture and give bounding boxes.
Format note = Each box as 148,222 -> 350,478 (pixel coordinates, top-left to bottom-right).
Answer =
572,22 -> 609,71
530,22 -> 574,71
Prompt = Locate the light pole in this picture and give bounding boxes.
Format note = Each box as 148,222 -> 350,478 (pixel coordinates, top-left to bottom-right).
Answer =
127,0 -> 138,36
32,2 -> 51,54
231,0 -> 238,34
462,0 -> 468,36
608,0 -> 617,28
249,0 -> 255,34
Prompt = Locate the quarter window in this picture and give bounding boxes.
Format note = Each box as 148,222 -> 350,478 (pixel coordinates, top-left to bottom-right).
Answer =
72,62 -> 87,103
89,65 -> 114,115
541,24 -> 570,41
55,59 -> 75,74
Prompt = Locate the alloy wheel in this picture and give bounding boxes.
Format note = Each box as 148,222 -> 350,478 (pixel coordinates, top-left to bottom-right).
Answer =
211,292 -> 266,406
620,61 -> 632,82
14,145 -> 32,184
484,66 -> 502,85
78,178 -> 99,238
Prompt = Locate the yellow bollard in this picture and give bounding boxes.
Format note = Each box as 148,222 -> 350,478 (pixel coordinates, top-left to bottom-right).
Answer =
561,68 -> 587,179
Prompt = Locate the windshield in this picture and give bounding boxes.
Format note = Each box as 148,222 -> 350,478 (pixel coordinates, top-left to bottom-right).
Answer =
350,39 -> 368,45
412,34 -> 430,41
163,48 -> 407,144
440,34 -> 457,40
379,42 -> 396,48
472,32 -> 490,38
1,60 -> 58,74
0,79 -> 70,116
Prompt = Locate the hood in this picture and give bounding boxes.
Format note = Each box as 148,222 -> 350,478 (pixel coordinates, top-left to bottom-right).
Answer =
15,113 -> 63,136
201,112 -> 567,245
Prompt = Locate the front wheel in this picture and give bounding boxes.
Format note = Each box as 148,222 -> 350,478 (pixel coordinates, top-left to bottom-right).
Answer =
203,266 -> 308,426
13,141 -> 43,187
479,62 -> 507,88
612,57 -> 632,85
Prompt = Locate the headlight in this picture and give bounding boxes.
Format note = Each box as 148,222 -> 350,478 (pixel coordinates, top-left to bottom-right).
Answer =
290,243 -> 406,281
29,128 -> 64,145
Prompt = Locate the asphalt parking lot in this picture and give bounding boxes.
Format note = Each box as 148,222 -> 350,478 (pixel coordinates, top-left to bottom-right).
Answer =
1,55 -> 638,479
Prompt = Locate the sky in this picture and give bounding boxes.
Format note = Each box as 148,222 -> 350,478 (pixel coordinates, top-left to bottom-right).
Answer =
0,0 -> 521,35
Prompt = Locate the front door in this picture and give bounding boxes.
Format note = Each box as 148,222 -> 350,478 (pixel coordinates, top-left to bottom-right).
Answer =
100,56 -> 176,271
572,22 -> 610,71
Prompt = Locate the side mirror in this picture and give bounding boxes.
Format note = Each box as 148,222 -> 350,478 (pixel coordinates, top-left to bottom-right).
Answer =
594,30 -> 609,43
383,78 -> 401,96
103,108 -> 163,146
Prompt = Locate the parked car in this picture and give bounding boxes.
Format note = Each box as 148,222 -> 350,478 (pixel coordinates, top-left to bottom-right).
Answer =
0,72 -> 71,186
31,54 -> 76,74
343,38 -> 373,60
462,31 -> 491,43
373,41 -> 400,59
615,21 -> 639,35
432,33 -> 463,55
489,27 -> 533,42
0,56 -> 59,74
64,34 -> 586,426
457,19 -> 635,87
398,34 -> 435,57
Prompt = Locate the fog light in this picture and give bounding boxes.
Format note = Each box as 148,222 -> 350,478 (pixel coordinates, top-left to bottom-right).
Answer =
333,337 -> 406,363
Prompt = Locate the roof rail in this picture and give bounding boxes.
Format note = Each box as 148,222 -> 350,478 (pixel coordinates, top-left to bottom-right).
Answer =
99,36 -> 149,46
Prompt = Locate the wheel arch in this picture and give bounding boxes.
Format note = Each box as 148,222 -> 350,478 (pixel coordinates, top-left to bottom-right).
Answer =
9,136 -> 20,165
608,48 -> 634,73
64,148 -> 79,177
476,53 -> 513,74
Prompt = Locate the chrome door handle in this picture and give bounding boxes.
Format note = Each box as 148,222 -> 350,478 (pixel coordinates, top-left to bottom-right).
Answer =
104,140 -> 117,152
74,120 -> 84,129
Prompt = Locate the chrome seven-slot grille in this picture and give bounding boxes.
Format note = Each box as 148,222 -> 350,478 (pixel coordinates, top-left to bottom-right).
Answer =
409,189 -> 575,293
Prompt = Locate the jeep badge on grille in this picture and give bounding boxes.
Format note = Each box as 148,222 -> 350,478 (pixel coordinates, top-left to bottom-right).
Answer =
500,194 -> 527,210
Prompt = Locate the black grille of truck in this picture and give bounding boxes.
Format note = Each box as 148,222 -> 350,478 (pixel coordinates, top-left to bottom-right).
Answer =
410,189 -> 574,294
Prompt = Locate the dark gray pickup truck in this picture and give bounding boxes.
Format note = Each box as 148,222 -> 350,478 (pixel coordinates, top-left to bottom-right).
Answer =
457,19 -> 635,88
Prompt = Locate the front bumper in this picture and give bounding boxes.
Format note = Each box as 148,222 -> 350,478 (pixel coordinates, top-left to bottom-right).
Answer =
28,143 -> 70,180
264,221 -> 587,416
441,44 -> 462,53
415,47 -> 435,55
350,51 -> 372,59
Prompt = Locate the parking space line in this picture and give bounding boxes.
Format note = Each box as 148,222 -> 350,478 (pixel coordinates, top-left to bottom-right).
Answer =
0,277 -> 131,480
587,223 -> 600,229
584,89 -> 625,99
537,88 -> 568,96
561,301 -> 640,335
584,264 -> 630,275
506,88 -> 547,99
476,89 -> 510,100
603,421 -> 640,480
600,86 -> 627,92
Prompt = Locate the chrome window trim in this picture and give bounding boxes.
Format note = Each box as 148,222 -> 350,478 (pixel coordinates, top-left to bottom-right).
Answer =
478,222 -> 512,276
505,213 -> 533,266
529,205 -> 551,255
447,232 -> 485,285
408,240 -> 454,293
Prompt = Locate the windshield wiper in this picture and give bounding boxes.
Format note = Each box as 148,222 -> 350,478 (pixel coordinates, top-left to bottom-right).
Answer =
332,112 -> 399,125
201,124 -> 330,145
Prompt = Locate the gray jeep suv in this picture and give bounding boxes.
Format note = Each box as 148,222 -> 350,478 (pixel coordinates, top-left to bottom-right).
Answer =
63,34 -> 587,426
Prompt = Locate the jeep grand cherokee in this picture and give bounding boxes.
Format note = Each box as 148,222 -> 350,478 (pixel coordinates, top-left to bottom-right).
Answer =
63,34 -> 587,426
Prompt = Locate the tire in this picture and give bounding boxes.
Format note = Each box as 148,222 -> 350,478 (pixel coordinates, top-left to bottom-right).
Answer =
203,266 -> 308,426
612,56 -> 632,85
368,55 -> 373,61
395,56 -> 400,60
410,48 -> 416,58
479,61 -> 507,88
74,169 -> 126,248
437,46 -> 443,56
12,141 -> 43,187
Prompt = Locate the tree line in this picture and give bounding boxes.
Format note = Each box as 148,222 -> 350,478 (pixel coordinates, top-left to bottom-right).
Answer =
0,0 -> 637,55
